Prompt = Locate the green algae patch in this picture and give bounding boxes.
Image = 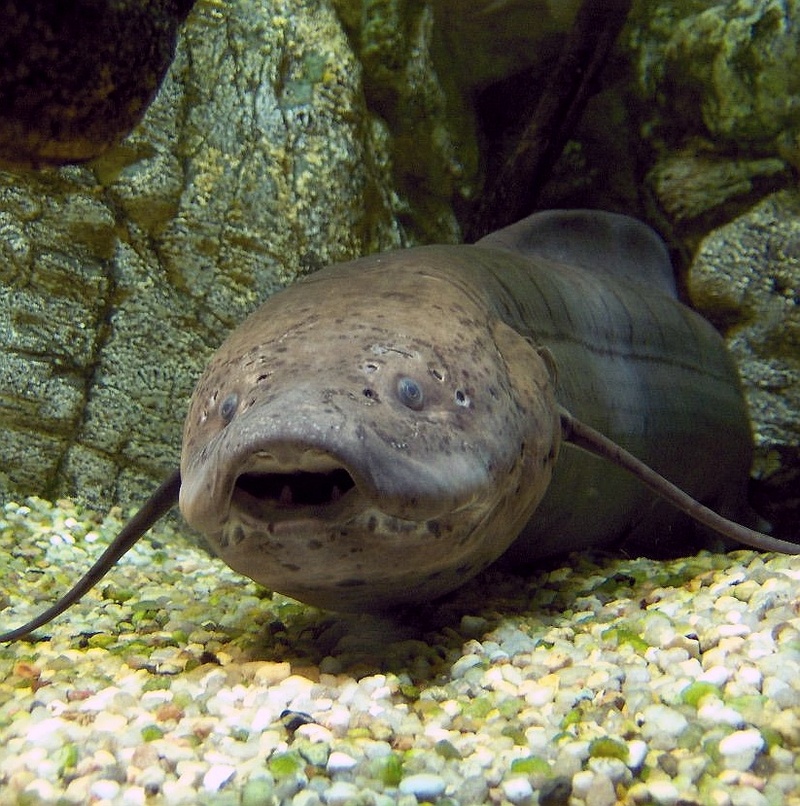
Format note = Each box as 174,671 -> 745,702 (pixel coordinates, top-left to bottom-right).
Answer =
601,627 -> 649,652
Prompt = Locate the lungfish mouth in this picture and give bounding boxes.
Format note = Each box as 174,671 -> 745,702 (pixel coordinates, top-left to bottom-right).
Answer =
234,467 -> 356,509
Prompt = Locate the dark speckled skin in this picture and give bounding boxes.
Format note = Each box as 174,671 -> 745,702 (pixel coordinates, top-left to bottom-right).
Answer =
179,210 -> 752,611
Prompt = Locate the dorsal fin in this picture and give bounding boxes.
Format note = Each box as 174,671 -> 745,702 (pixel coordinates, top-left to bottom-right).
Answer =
477,209 -> 677,296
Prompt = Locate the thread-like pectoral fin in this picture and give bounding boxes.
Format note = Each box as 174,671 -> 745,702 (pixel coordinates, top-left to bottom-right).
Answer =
559,407 -> 798,554
0,470 -> 181,643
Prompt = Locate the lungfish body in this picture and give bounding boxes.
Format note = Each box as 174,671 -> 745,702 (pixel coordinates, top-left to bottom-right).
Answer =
179,210 -> 752,610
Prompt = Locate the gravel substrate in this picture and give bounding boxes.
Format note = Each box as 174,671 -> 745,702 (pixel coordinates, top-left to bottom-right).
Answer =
1,496 -> 800,806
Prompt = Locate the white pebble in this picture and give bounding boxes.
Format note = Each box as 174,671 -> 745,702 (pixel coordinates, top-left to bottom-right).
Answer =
326,751 -> 357,773
23,780 -> 58,802
202,764 -> 237,792
570,769 -> 594,799
584,771 -> 616,806
698,700 -> 744,728
90,779 -> 121,801
502,776 -> 533,804
718,729 -> 764,771
729,788 -> 768,806
639,705 -> 688,747
451,654 -> 483,677
763,677 -> 800,708
324,781 -> 360,805
120,786 -> 146,806
626,740 -> 648,770
647,779 -> 679,805
700,666 -> 732,686
398,773 -> 446,799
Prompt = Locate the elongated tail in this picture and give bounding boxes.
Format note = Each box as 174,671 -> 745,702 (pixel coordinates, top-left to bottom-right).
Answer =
558,408 -> 798,554
0,470 -> 181,643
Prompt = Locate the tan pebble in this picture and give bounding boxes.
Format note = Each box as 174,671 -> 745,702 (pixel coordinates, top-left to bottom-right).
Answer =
13,662 -> 41,680
155,703 -> 184,722
131,743 -> 160,769
738,772 -> 766,790
251,661 -> 292,685
292,665 -> 321,682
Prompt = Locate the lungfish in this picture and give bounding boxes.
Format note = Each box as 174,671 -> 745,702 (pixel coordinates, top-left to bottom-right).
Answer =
2,209 -> 796,640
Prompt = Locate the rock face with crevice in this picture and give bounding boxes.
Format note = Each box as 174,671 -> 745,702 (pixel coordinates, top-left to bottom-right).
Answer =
0,0 -> 407,507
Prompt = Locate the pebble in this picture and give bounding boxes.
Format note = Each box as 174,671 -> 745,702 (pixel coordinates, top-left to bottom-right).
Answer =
202,764 -> 237,792
323,781 -> 360,805
398,773 -> 447,799
1,499 -> 800,806
325,751 -> 357,773
89,778 -> 120,800
718,729 -> 764,770
502,776 -> 534,804
646,779 -> 680,805
639,705 -> 689,748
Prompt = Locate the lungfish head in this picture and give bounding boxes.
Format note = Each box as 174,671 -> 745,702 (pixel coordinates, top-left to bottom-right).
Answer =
179,247 -> 560,610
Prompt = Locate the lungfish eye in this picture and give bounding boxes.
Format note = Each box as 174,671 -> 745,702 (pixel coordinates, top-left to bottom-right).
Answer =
396,377 -> 424,410
219,393 -> 239,423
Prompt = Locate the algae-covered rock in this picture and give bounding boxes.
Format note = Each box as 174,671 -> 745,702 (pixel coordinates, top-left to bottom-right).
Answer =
628,0 -> 798,233
0,0 -> 195,167
632,0 -> 800,144
688,190 -> 800,533
0,0 -> 403,506
331,0 -> 582,240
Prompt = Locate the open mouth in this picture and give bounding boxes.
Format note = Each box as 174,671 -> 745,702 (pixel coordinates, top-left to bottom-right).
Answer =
234,467 -> 356,509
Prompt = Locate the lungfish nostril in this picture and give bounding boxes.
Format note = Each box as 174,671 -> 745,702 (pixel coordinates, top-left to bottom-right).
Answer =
235,468 -> 356,507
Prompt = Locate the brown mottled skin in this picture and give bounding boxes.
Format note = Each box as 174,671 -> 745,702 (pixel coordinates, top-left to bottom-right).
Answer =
178,210 -> 753,610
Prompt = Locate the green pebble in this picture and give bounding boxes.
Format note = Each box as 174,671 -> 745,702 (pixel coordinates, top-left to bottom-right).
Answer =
601,627 -> 648,652
501,725 -> 527,745
58,742 -> 79,772
760,726 -> 784,750
434,739 -> 462,759
462,696 -> 493,719
296,738 -> 330,767
141,725 -> 165,742
268,750 -> 304,777
240,777 -> 276,806
588,737 -> 628,761
142,677 -> 171,692
85,633 -> 116,649
510,755 -> 550,775
498,698 -> 522,719
378,752 -> 404,786
680,681 -> 721,707
101,585 -> 135,602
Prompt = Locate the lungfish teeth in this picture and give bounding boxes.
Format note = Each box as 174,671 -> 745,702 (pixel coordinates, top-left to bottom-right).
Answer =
331,485 -> 342,503
279,484 -> 293,506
